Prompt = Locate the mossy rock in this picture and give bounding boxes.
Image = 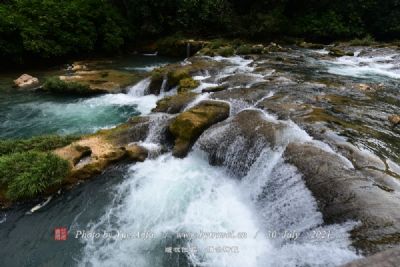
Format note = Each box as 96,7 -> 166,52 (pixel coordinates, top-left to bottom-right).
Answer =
178,78 -> 199,93
58,70 -> 144,94
43,77 -> 95,95
329,48 -> 354,57
217,46 -> 235,57
152,92 -> 197,114
298,42 -> 324,49
168,101 -> 230,157
167,68 -> 190,89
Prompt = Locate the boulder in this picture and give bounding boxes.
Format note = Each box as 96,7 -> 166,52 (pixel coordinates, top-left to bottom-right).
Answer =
329,48 -> 354,57
13,74 -> 39,89
178,77 -> 199,93
152,92 -> 197,114
148,70 -> 165,95
284,142 -> 400,255
341,248 -> 400,267
168,100 -> 230,158
388,115 -> 400,127
197,109 -> 287,176
54,136 -> 127,182
125,144 -> 148,162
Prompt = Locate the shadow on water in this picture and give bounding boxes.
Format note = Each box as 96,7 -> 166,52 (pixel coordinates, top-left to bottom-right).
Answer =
0,163 -> 130,267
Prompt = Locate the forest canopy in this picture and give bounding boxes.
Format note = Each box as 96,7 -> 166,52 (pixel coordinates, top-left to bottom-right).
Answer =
1,0 -> 399,62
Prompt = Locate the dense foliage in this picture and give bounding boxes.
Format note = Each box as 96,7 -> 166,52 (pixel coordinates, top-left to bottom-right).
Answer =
1,0 -> 399,63
0,151 -> 70,200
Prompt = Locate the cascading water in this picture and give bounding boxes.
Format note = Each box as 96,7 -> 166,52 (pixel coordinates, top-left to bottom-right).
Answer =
79,103 -> 360,267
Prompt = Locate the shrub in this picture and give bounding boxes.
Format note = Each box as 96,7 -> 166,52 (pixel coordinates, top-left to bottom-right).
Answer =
349,35 -> 376,46
43,77 -> 92,95
0,135 -> 79,156
0,151 -> 70,200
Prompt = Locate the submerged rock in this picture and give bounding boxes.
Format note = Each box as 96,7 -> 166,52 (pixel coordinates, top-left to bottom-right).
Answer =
284,142 -> 400,255
152,92 -> 197,114
13,74 -> 39,89
168,100 -> 230,158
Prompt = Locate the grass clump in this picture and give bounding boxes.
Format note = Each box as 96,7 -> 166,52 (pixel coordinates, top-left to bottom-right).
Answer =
0,151 -> 70,200
43,77 -> 92,95
349,35 -> 375,46
0,135 -> 79,156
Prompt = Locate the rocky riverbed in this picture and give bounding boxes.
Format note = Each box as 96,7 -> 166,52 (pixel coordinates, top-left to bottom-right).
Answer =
1,41 -> 399,266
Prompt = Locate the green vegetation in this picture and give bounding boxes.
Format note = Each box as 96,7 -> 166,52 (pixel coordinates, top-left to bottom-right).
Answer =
43,77 -> 93,95
349,35 -> 376,46
0,151 -> 70,200
0,135 -> 76,200
1,0 -> 399,64
0,135 -> 78,156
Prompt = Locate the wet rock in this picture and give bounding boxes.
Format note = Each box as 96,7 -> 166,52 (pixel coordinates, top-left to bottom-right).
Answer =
178,77 -> 200,93
329,48 -> 354,57
13,74 -> 39,89
202,86 -> 227,93
148,70 -> 165,95
218,73 -> 264,88
98,116 -> 151,145
197,109 -> 287,176
152,92 -> 197,114
167,68 -> 190,89
298,42 -> 324,49
54,136 -> 127,182
59,70 -> 143,94
341,248 -> 400,267
169,101 -> 230,158
388,115 -> 400,127
284,142 -> 400,255
125,144 -> 148,162
211,85 -> 270,105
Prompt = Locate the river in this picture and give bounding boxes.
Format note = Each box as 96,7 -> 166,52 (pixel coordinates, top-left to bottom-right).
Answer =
1,46 -> 399,267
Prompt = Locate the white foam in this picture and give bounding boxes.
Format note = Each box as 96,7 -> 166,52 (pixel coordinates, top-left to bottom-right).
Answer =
324,53 -> 400,79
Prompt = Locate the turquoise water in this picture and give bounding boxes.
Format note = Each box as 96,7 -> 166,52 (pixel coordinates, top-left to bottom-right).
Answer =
0,55 -> 176,138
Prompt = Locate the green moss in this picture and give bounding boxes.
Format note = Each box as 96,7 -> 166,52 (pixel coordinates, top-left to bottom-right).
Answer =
43,77 -> 94,95
0,151 -> 70,200
209,39 -> 228,49
217,46 -> 235,57
152,92 -> 197,113
0,135 -> 79,156
178,78 -> 200,92
167,68 -> 190,88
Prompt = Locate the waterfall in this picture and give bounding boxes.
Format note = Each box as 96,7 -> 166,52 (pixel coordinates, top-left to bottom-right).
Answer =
127,78 -> 151,96
80,109 -> 360,267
